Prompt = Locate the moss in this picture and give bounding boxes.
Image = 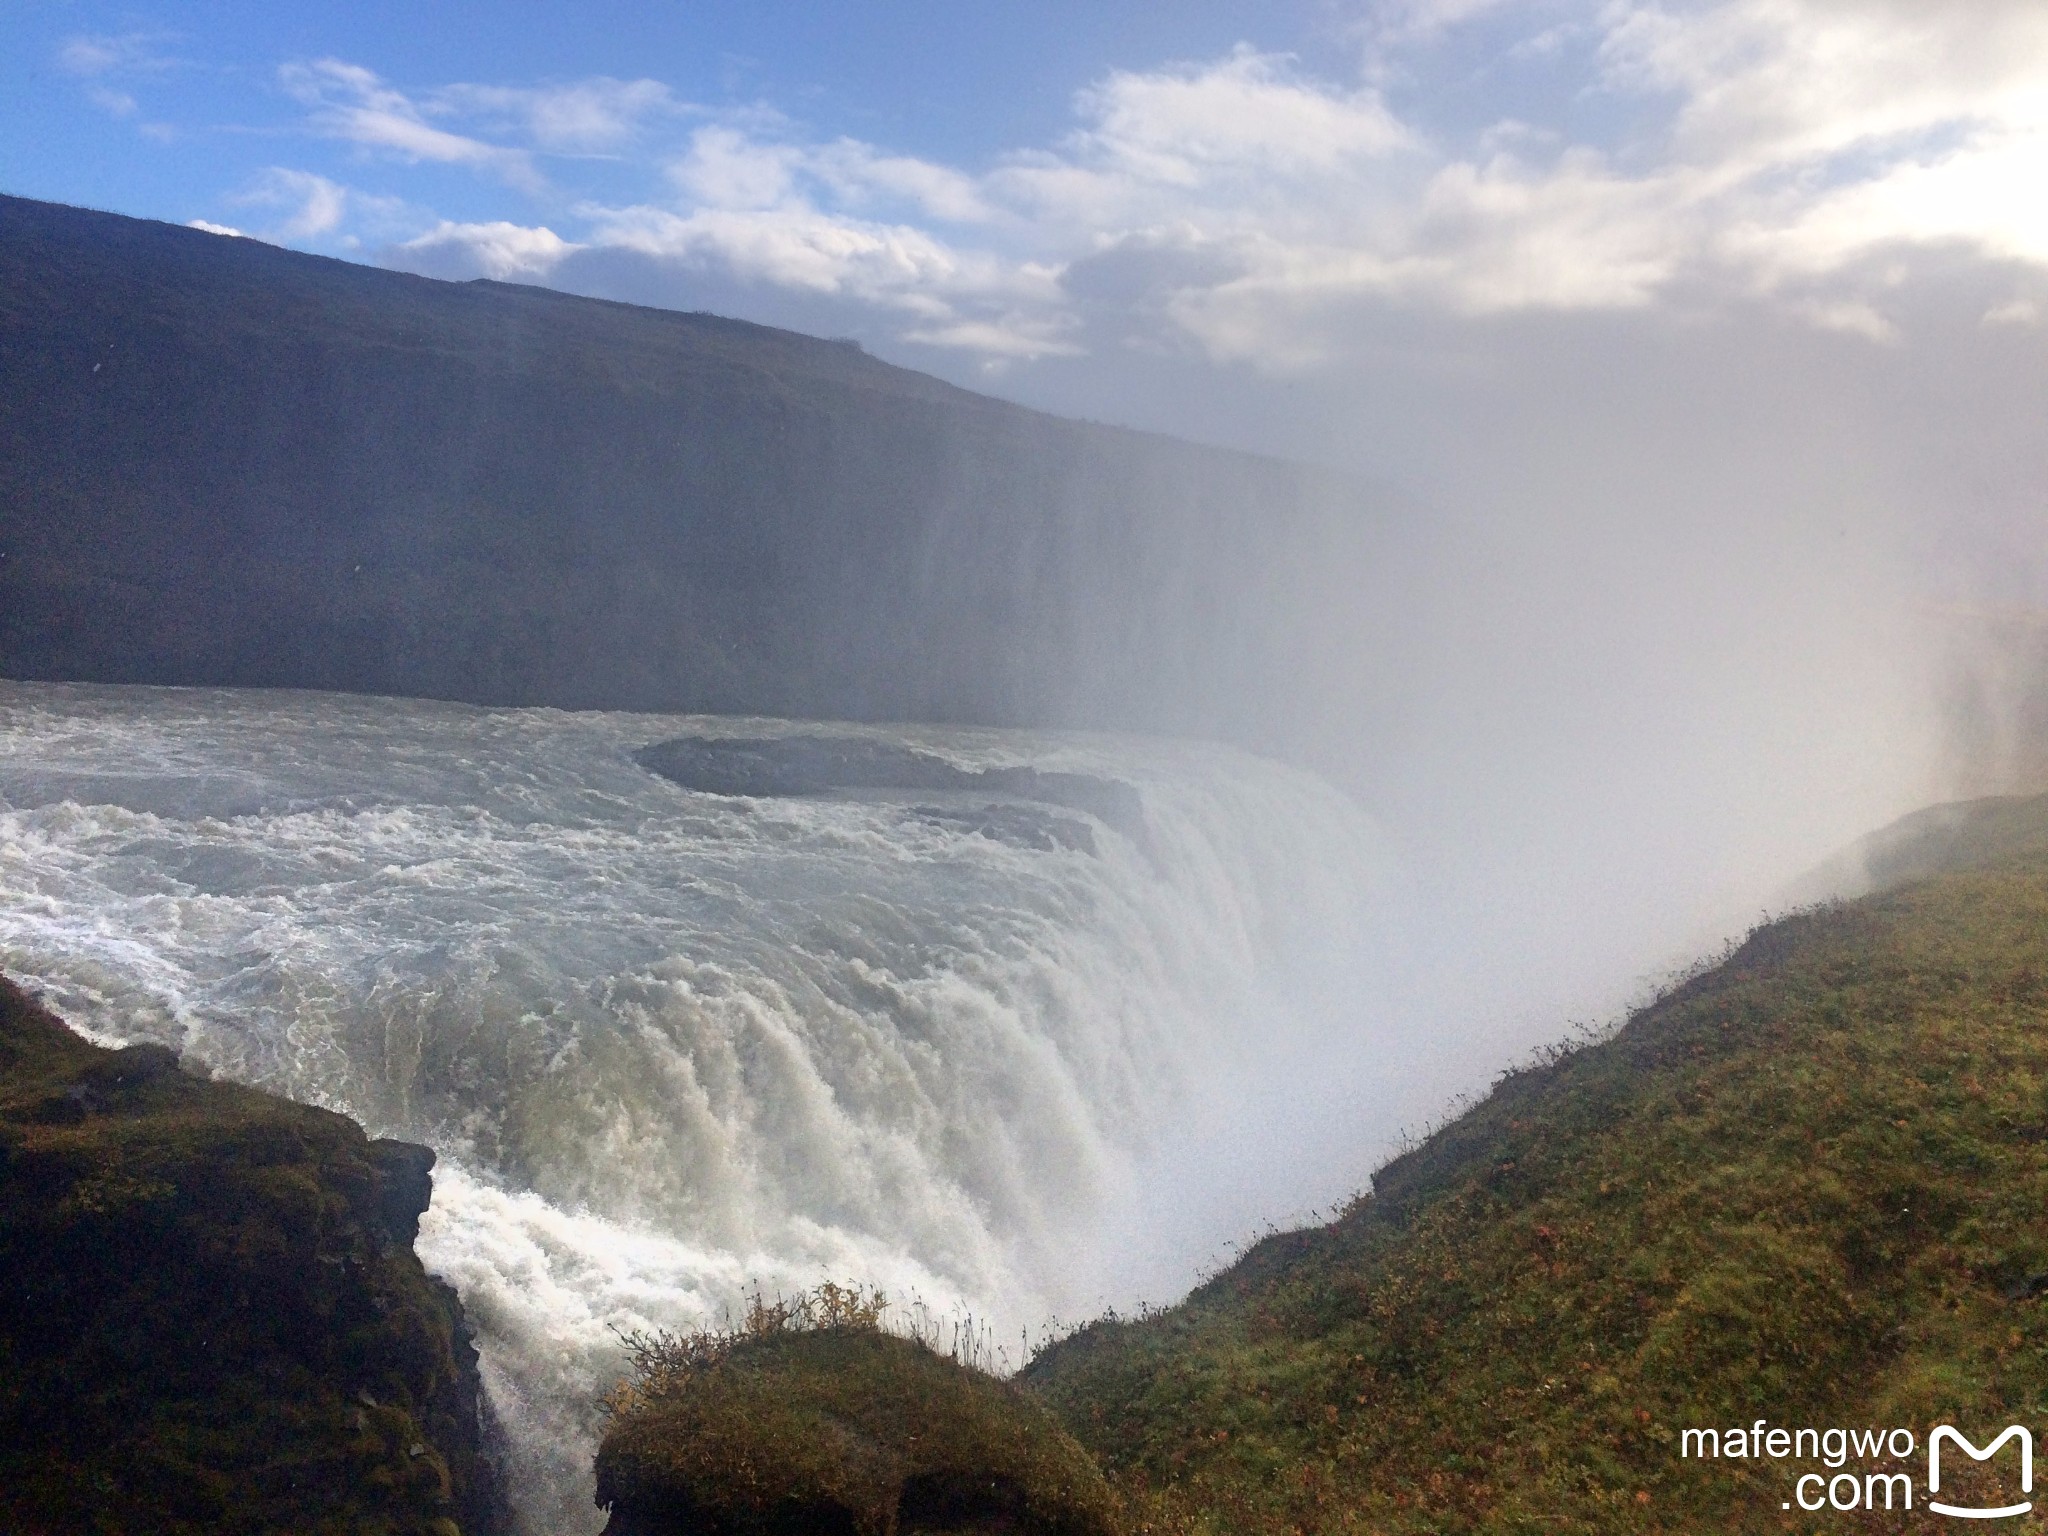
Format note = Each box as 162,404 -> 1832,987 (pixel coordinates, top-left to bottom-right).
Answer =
0,974 -> 505,1535
1026,794 -> 2048,1534
596,1309 -> 1119,1536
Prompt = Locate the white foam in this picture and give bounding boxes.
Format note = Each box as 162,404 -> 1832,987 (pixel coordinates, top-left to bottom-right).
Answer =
0,682 -> 1395,1533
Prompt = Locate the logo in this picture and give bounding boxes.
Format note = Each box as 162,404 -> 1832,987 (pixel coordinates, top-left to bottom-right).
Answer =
1929,1425 -> 2033,1520
1678,1419 -> 2039,1517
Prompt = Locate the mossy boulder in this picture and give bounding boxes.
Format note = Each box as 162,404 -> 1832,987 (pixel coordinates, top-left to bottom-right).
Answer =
595,1326 -> 1119,1535
0,973 -> 506,1534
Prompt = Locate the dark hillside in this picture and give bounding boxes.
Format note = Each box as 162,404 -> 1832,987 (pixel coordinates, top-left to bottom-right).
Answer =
0,194 -> 1351,732
1026,793 -> 2048,1533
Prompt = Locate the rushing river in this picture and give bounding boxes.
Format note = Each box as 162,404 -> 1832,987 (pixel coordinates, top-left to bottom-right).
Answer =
0,681 -> 1396,1531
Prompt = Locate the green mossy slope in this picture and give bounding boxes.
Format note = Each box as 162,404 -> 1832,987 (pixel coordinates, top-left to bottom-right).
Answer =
1026,795 -> 2048,1534
0,975 -> 505,1535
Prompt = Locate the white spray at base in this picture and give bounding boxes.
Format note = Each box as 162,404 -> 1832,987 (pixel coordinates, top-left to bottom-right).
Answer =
0,682 -> 1400,1533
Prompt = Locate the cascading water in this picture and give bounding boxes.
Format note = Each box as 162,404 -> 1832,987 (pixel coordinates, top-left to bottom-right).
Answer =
0,681 -> 1398,1532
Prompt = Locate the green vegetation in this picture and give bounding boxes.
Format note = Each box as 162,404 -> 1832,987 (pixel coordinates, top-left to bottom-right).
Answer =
0,975 -> 503,1535
1025,793 -> 2048,1534
596,1283 -> 1119,1535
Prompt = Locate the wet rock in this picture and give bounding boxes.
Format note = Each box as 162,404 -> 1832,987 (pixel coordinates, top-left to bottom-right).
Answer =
370,1136 -> 439,1248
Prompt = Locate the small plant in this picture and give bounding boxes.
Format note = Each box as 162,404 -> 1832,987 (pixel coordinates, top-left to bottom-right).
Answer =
600,1278 -> 1043,1424
603,1280 -> 894,1418
806,1278 -> 889,1331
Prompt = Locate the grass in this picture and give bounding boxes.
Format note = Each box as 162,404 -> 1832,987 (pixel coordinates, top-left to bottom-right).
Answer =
596,1282 -> 1119,1535
1024,793 -> 2048,1534
0,974 -> 502,1535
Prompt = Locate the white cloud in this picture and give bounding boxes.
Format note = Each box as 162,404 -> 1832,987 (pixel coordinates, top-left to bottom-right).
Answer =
1371,0 -> 1533,41
1006,4 -> 2048,361
1741,128 -> 2048,279
1601,0 -> 2048,168
1985,297 -> 2042,328
58,32 -> 177,77
186,219 -> 245,238
1074,46 -> 1412,181
263,5 -> 2048,366
241,168 -> 348,239
899,315 -> 1082,359
988,48 -> 1418,239
1592,0 -> 2048,288
59,30 -> 180,121
399,220 -> 580,280
281,60 -> 546,193
585,202 -> 980,300
228,168 -> 410,245
668,126 -> 804,211
86,86 -> 139,119
1795,298 -> 1900,344
805,141 -> 996,224
431,77 -> 687,154
386,198 -> 1072,358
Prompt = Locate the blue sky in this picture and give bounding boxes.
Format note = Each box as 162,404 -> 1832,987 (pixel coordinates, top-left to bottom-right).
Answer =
6,2 -> 1349,215
5,2 -> 1376,232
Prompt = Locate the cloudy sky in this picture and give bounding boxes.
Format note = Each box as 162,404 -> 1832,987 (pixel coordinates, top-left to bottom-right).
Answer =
10,2 -> 2048,371
8,0 -> 2048,1026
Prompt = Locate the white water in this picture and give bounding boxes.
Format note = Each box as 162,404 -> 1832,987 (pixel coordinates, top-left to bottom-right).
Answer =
0,681 -> 1398,1532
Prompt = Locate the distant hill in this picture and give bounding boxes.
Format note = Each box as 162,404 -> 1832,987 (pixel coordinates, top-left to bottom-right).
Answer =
0,194 -> 1355,732
1026,792 -> 2048,1533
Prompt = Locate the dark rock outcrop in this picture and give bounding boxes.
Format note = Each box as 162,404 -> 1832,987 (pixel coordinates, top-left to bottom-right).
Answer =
635,734 -> 1148,852
0,973 -> 508,1535
0,193 -> 1354,738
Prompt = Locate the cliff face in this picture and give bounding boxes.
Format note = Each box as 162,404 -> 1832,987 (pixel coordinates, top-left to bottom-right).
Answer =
0,974 -> 507,1535
0,194 -> 1349,735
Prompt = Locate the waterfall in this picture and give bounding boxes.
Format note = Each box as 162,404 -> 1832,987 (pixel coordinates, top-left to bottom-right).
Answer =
0,680 -> 1397,1532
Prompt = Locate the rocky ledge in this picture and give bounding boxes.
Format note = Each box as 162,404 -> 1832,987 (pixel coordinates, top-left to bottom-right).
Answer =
635,735 -> 1149,857
0,973 -> 507,1535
